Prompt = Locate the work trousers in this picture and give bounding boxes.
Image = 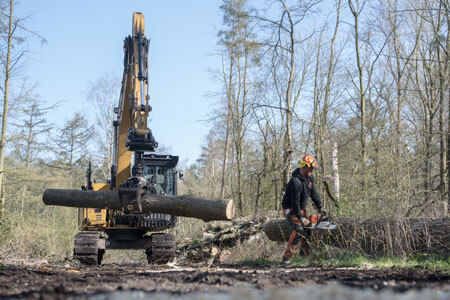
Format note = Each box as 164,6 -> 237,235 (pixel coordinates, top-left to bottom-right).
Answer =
282,212 -> 310,259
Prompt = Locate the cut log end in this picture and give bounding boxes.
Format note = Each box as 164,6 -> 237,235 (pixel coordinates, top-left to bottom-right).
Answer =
210,246 -> 219,256
226,200 -> 235,220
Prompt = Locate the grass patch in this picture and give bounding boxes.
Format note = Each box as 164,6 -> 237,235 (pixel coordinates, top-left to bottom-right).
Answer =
289,251 -> 450,271
240,258 -> 278,267
236,250 -> 449,271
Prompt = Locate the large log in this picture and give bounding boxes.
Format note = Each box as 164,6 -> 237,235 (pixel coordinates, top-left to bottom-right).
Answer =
43,189 -> 235,222
264,217 -> 450,256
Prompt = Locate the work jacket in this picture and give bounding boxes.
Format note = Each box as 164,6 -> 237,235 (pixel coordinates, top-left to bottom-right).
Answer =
281,168 -> 322,218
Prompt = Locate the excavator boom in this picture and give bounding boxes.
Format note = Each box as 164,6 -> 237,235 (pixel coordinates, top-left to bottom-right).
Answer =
114,12 -> 157,190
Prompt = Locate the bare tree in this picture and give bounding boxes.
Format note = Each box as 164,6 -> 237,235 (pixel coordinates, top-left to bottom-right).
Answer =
218,0 -> 241,200
217,0 -> 257,214
86,72 -> 120,180
7,82 -> 56,215
312,0 -> 343,192
433,0 -> 449,215
348,0 -> 368,189
0,0 -> 13,218
9,81 -> 57,167
253,0 -> 320,208
443,0 -> 450,215
0,0 -> 46,218
52,112 -> 93,186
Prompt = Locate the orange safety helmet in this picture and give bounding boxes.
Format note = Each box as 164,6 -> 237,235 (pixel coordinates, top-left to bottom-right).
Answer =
299,155 -> 319,169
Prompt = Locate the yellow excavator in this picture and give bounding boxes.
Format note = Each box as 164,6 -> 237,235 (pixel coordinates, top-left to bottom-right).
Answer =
75,12 -> 179,265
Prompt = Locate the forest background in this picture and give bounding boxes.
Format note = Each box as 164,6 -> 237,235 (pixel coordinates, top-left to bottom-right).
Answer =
0,0 -> 448,261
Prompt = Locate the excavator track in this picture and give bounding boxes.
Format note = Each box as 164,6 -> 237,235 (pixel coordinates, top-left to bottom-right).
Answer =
146,233 -> 176,264
73,233 -> 106,265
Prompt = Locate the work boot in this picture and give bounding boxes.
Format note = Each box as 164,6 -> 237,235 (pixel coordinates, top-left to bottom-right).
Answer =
299,238 -> 310,256
281,257 -> 291,265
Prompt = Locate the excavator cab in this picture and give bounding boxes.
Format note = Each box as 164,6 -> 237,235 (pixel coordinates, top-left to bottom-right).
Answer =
108,154 -> 179,230
143,154 -> 178,196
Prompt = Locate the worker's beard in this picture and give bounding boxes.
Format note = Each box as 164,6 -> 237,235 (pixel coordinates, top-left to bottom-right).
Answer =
300,168 -> 312,178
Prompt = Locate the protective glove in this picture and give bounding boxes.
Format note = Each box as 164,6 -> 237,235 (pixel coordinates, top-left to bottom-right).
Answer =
318,207 -> 327,217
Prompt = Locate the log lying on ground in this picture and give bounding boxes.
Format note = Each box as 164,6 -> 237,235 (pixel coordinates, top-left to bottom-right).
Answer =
177,213 -> 277,263
43,189 -> 235,222
264,217 -> 450,256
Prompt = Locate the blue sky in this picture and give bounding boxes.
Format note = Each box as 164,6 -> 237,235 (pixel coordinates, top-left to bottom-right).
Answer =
16,0 -> 223,165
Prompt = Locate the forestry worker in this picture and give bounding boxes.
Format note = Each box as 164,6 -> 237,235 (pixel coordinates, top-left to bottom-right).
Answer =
281,154 -> 326,264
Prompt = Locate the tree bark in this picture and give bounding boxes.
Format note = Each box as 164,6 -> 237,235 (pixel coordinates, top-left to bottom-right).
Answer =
444,0 -> 450,217
221,48 -> 233,200
331,142 -> 339,199
437,1 -> 448,215
264,217 -> 450,256
43,189 -> 235,222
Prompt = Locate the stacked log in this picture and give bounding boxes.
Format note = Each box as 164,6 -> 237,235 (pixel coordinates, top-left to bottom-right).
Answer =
177,213 -> 277,263
264,217 -> 450,256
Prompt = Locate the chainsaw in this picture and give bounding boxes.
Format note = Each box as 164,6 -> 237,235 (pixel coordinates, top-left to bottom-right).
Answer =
301,214 -> 337,230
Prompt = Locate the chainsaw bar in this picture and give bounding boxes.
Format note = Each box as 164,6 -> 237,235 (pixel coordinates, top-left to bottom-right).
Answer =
307,221 -> 337,230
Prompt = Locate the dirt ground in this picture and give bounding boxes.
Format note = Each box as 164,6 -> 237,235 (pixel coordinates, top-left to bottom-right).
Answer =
0,261 -> 448,299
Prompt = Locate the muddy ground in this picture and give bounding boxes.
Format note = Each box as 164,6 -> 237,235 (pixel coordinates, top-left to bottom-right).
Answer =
0,261 -> 448,299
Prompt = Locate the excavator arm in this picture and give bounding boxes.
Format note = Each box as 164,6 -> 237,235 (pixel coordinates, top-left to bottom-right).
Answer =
113,12 -> 157,191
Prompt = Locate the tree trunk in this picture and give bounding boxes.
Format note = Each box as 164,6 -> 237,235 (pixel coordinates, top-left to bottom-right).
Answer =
437,1 -> 448,215
221,51 -> 233,200
236,145 -> 243,214
281,2 -> 295,193
264,217 -> 450,256
349,0 -> 367,189
313,30 -> 323,182
439,68 -> 446,210
331,141 -> 339,199
322,0 -> 342,135
0,0 -> 14,219
43,189 -> 235,222
445,0 -> 450,216
255,123 -> 270,214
